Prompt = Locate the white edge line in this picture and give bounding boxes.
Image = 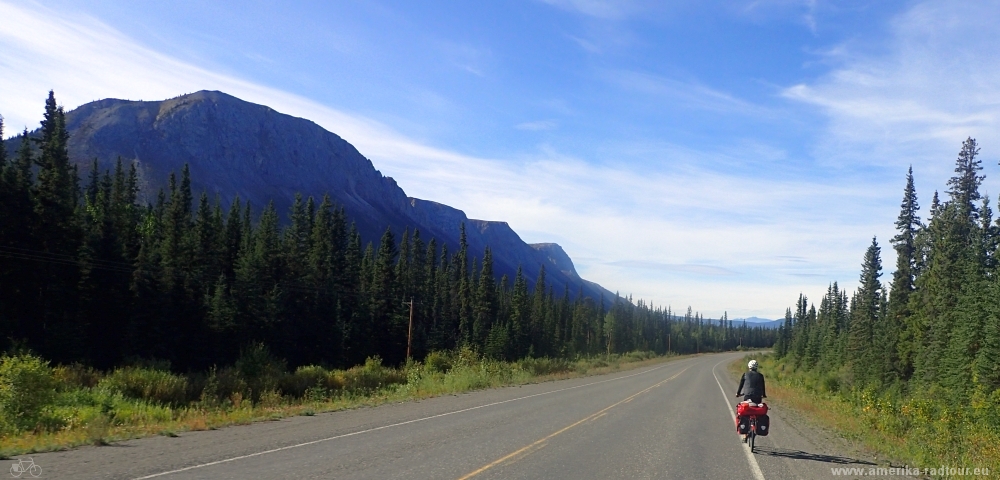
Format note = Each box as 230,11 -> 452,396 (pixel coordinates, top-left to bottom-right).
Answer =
133,358 -> 691,479
712,357 -> 766,480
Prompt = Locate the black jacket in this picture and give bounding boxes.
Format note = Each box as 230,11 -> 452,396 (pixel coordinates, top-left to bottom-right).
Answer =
737,370 -> 766,398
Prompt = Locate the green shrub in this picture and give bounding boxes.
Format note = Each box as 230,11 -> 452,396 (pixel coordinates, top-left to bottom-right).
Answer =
341,356 -> 406,394
0,354 -> 59,433
196,366 -> 248,406
624,351 -> 656,362
53,364 -> 103,389
518,357 -> 571,376
821,375 -> 840,393
257,389 -> 284,408
280,365 -> 343,398
454,347 -> 480,367
235,343 -> 286,402
424,351 -> 452,373
98,367 -> 189,406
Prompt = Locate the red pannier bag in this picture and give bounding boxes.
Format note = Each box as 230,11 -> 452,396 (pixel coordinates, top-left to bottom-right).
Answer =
736,401 -> 768,416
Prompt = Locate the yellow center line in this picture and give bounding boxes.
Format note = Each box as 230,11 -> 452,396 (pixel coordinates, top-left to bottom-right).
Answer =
457,364 -> 693,480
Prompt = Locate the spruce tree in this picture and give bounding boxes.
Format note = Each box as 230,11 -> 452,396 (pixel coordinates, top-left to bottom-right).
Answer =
891,168 -> 921,380
890,167 -> 920,313
0,114 -> 5,167
32,92 -> 83,361
947,137 -> 984,223
473,247 -> 496,346
847,238 -> 882,384
531,265 -> 548,355
976,277 -> 1000,392
371,227 -> 402,363
910,203 -> 966,390
509,266 -> 530,358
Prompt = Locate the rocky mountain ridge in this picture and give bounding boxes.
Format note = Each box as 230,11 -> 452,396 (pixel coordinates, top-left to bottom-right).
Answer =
11,90 -> 613,300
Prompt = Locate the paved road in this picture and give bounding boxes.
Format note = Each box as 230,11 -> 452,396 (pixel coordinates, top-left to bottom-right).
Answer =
16,352 -> 886,479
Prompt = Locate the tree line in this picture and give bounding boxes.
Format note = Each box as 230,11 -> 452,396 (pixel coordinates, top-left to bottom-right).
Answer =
774,137 -> 1000,400
0,92 -> 775,372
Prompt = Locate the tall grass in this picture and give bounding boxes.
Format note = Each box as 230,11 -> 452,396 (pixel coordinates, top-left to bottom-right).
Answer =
734,355 -> 1000,473
0,348 -> 673,457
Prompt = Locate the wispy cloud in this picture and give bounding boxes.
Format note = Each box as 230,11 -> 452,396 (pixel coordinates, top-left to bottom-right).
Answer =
437,41 -> 491,77
606,69 -> 768,116
608,261 -> 741,277
740,0 -> 822,32
537,0 -> 643,20
781,0 -> 1000,181
565,34 -> 602,53
515,120 -> 558,131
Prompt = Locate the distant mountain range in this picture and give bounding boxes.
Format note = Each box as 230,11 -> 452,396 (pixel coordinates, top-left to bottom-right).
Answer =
9,91 -> 613,300
738,317 -> 775,323
734,317 -> 783,329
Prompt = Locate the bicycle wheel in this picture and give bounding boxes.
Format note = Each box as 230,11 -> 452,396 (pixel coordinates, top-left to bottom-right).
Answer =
10,464 -> 23,478
29,464 -> 42,477
749,431 -> 755,452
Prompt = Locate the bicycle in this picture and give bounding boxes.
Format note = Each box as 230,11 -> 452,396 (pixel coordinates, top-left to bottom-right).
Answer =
735,398 -> 769,453
743,415 -> 758,452
10,457 -> 42,478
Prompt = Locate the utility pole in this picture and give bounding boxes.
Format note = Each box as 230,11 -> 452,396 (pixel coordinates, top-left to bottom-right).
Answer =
403,297 -> 415,360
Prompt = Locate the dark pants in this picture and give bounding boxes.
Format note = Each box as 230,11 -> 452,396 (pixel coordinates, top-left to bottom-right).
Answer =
743,395 -> 762,404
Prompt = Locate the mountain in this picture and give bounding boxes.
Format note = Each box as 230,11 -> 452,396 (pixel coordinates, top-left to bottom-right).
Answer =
733,318 -> 783,329
35,90 -> 613,300
738,317 -> 775,323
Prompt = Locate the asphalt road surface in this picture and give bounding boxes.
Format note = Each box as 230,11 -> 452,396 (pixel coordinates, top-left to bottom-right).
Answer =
14,352 -> 888,479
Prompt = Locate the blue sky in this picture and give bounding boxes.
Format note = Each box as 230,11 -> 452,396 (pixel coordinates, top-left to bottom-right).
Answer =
2,0 -> 999,319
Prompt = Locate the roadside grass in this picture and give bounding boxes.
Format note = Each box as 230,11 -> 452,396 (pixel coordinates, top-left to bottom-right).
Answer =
0,349 -> 677,458
728,355 -> 1000,474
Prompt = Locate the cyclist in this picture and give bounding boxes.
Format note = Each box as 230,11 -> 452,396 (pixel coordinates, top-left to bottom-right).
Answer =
736,359 -> 766,404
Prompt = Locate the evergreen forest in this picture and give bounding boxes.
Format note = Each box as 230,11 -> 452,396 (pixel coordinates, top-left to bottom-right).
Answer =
774,136 -> 1000,402
0,92 -> 776,374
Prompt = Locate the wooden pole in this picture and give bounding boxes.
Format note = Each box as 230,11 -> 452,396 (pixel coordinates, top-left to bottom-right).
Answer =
405,297 -> 415,360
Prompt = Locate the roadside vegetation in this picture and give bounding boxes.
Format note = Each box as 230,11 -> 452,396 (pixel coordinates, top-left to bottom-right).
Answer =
0,347 -> 672,458
731,355 -> 999,471
752,138 -> 1000,473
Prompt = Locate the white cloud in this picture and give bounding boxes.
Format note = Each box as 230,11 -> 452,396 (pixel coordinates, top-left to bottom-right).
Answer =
537,0 -> 642,20
781,0 -> 1000,181
515,120 -> 558,131
566,34 -> 602,53
606,69 -> 770,116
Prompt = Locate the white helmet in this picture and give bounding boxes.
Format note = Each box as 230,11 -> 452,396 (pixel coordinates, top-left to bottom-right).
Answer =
748,360 -> 758,370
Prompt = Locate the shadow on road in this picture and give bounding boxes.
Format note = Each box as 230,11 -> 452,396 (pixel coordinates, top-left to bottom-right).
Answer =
753,447 -> 876,466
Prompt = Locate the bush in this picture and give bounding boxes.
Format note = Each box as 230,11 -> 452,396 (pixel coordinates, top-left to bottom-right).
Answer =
98,366 -> 189,406
518,357 -> 571,376
454,347 -> 480,367
0,354 -> 58,433
821,375 -> 840,393
235,343 -> 286,402
280,365 -> 343,398
424,351 -> 452,373
195,366 -> 247,407
53,364 -> 102,389
341,357 -> 406,395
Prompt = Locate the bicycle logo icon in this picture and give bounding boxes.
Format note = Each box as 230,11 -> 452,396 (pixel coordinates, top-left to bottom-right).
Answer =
9,457 -> 41,478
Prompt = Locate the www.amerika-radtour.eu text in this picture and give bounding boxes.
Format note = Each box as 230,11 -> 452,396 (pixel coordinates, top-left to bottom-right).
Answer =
831,466 -> 990,476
